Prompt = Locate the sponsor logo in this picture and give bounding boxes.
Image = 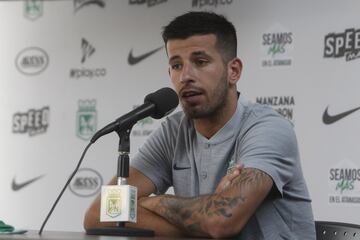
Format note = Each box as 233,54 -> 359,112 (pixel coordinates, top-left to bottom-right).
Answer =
81,38 -> 96,63
128,0 -> 167,7
322,105 -> 360,125
324,28 -> 360,61
70,38 -> 106,79
106,188 -> 122,218
15,47 -> 49,76
226,157 -> 236,173
261,24 -> 293,67
76,99 -> 97,140
131,105 -> 157,137
11,175 -> 44,191
12,106 -> 50,136
256,96 -> 295,122
131,117 -> 154,136
69,168 -> 103,197
128,46 -> 163,65
329,159 -> 360,204
24,0 -> 43,20
70,68 -> 106,79
74,0 -> 105,13
192,0 -> 233,8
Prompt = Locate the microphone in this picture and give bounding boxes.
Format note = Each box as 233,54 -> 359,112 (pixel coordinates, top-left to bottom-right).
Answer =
90,87 -> 179,143
40,88 -> 177,236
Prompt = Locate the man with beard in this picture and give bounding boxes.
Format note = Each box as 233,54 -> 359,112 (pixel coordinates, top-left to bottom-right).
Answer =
84,11 -> 315,239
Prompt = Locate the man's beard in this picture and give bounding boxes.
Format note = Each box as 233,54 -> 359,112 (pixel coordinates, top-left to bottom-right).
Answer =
181,72 -> 229,119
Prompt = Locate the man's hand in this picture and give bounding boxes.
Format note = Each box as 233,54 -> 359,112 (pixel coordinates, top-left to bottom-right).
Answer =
127,200 -> 184,237
137,196 -> 160,215
84,168 -> 183,236
215,163 -> 243,193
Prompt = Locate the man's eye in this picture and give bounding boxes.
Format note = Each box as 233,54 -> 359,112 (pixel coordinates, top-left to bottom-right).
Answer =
196,59 -> 208,66
171,63 -> 182,70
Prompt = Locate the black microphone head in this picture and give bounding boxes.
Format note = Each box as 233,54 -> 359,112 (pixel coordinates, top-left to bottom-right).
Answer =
144,87 -> 179,119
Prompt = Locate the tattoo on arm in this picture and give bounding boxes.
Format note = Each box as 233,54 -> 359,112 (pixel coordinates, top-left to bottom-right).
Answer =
154,168 -> 271,236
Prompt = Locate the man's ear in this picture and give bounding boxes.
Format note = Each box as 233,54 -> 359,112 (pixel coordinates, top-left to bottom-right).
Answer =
228,57 -> 242,85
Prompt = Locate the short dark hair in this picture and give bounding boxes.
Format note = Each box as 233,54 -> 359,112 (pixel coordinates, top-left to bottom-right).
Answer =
162,11 -> 237,63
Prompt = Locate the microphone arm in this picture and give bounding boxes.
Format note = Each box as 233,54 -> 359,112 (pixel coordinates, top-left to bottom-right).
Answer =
39,88 -> 177,237
87,109 -> 154,236
117,128 -> 130,186
91,87 -> 179,143
90,102 -> 154,143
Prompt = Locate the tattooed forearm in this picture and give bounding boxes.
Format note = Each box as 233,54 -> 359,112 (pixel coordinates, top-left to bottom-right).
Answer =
158,194 -> 245,236
143,168 -> 272,237
231,168 -> 271,190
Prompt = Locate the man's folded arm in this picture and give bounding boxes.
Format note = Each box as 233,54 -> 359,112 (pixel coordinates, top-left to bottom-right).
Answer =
83,167 -> 183,237
140,167 -> 273,238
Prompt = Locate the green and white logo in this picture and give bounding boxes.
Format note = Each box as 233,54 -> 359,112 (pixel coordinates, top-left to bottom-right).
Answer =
106,190 -> 122,218
261,23 -> 293,67
76,99 -> 97,140
226,157 -> 236,174
132,104 -> 156,137
328,159 -> 360,204
24,0 -> 43,21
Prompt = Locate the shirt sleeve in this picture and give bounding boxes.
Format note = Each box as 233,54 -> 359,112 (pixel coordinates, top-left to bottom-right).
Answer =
130,116 -> 177,194
237,110 -> 299,196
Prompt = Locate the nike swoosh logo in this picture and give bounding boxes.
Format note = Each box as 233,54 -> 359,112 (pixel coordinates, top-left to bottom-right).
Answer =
74,0 -> 105,13
128,46 -> 163,65
12,175 -> 44,191
173,164 -> 191,170
323,105 -> 360,124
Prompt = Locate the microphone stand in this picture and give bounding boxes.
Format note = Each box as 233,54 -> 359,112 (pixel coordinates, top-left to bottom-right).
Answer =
86,128 -> 154,237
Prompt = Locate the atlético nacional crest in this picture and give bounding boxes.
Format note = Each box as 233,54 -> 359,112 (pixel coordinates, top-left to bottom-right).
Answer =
24,0 -> 43,21
106,191 -> 122,218
76,99 -> 97,140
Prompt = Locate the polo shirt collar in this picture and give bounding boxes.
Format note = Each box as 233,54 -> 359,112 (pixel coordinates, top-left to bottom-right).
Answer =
196,95 -> 245,145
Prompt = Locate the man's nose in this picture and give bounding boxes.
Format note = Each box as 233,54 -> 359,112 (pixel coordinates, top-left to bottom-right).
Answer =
180,63 -> 195,84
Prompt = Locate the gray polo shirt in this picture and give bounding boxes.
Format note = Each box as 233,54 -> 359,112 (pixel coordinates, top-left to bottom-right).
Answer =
131,95 -> 315,239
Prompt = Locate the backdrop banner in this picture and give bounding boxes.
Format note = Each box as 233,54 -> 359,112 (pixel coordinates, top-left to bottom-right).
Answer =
0,0 -> 359,231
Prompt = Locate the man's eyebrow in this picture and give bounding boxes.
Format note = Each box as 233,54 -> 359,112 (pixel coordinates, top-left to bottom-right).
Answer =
192,51 -> 212,59
192,51 -> 207,56
169,55 -> 180,64
168,51 -> 211,64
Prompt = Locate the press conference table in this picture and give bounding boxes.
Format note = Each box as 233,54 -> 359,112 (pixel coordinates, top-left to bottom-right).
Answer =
0,231 -> 208,240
